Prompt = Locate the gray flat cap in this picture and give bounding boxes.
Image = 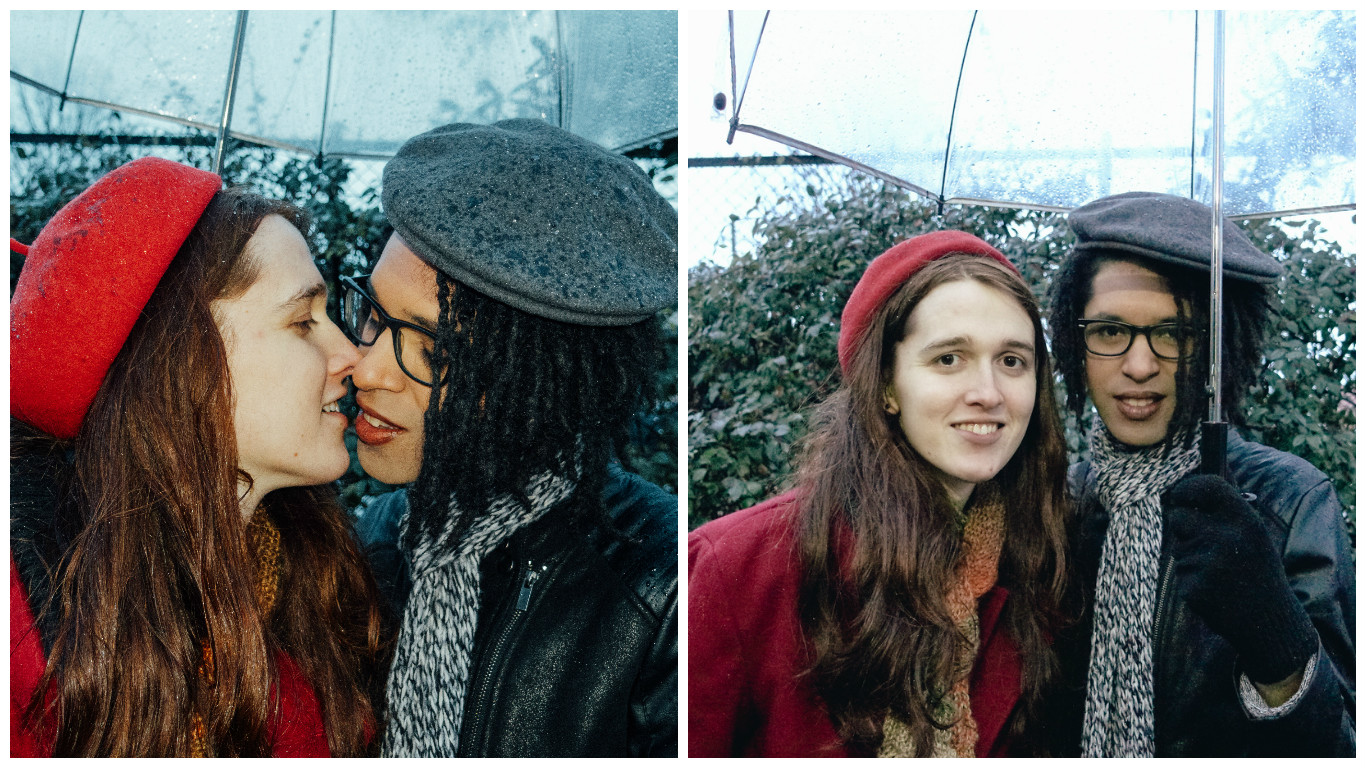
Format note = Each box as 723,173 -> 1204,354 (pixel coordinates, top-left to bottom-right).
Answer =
1069,191 -> 1283,284
382,119 -> 677,325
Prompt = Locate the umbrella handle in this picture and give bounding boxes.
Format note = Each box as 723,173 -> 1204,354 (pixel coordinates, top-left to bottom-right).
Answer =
1200,421 -> 1229,478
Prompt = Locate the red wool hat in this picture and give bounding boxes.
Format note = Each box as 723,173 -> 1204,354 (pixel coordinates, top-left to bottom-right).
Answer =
11,157 -> 222,439
837,230 -> 1017,377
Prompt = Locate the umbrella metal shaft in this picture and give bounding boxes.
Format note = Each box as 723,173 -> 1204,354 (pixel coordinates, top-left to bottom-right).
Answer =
1203,10 -> 1229,477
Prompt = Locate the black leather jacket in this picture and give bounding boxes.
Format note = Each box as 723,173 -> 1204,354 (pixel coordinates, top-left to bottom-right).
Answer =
356,464 -> 678,757
1046,432 -> 1355,756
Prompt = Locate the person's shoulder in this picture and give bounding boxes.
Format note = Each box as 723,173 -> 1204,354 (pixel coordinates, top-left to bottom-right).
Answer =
353,489 -> 409,551
595,466 -> 677,618
689,489 -> 803,568
1228,432 -> 1342,528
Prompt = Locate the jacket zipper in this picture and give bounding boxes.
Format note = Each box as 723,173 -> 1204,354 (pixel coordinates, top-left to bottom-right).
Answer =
463,560 -> 544,753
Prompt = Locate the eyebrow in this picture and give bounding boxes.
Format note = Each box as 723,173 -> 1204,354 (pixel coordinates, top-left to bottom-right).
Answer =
1088,312 -> 1181,324
920,335 -> 1035,355
280,282 -> 327,312
403,311 -> 438,333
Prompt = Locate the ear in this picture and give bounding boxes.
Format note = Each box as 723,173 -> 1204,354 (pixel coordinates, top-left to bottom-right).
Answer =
883,383 -> 900,416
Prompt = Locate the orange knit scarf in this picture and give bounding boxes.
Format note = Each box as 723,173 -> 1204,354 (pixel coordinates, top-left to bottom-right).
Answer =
879,485 -> 1006,758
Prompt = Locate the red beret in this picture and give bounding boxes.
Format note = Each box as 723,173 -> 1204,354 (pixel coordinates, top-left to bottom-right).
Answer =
837,230 -> 1017,377
11,157 -> 221,439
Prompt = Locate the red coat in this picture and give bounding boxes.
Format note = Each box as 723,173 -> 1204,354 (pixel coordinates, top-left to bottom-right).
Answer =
688,491 -> 1023,757
10,556 -> 331,757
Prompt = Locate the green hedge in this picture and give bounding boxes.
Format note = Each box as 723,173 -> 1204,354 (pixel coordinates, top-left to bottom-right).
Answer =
688,176 -> 1355,541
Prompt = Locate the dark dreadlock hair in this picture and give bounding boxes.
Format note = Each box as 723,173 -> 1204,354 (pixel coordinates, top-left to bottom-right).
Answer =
1047,249 -> 1271,440
401,274 -> 663,550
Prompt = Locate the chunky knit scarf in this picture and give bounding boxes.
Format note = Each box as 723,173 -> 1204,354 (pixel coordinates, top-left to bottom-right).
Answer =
879,485 -> 1006,758
382,471 -> 574,757
1081,424 -> 1200,757
189,508 -> 283,757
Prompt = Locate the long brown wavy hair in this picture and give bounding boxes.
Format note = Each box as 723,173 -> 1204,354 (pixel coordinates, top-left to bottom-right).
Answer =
15,187 -> 387,756
793,253 -> 1069,755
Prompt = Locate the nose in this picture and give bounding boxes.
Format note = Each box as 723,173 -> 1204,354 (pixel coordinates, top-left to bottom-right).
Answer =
1120,332 -> 1161,382
351,327 -> 406,392
325,319 -> 361,379
964,361 -> 1005,409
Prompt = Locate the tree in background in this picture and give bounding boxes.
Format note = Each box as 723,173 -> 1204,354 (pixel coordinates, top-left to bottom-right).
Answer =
688,175 -> 1355,540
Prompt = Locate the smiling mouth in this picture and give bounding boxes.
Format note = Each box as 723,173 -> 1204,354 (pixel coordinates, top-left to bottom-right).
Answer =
1118,396 -> 1158,408
361,410 -> 398,430
954,422 -> 1002,435
323,401 -> 341,414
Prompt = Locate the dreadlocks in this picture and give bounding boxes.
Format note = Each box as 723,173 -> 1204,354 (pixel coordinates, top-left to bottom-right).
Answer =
1048,250 -> 1271,440
403,274 -> 663,551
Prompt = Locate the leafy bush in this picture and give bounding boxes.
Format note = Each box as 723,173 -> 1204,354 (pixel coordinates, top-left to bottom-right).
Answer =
688,175 -> 1355,541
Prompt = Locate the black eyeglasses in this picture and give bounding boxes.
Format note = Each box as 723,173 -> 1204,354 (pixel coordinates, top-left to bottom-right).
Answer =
1077,319 -> 1196,361
340,274 -> 438,387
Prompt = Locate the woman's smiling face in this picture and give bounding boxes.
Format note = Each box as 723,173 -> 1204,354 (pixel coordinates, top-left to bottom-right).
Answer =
884,279 -> 1038,509
214,215 -> 359,513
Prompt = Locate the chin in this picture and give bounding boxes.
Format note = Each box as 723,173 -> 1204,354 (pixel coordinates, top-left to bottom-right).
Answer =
357,450 -> 420,486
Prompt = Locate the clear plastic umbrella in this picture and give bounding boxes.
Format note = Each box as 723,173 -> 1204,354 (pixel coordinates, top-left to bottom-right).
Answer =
725,9 -> 1355,471
11,10 -> 677,169
725,10 -> 1353,219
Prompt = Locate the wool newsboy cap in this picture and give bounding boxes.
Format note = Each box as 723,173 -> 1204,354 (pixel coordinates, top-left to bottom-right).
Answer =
838,230 -> 1017,377
10,157 -> 222,439
1068,191 -> 1283,283
381,119 -> 677,326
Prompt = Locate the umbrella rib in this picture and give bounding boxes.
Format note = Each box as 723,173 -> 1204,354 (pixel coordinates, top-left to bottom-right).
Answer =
59,10 -> 84,109
938,10 -> 978,211
729,10 -> 769,143
733,122 -> 938,202
318,11 -> 337,159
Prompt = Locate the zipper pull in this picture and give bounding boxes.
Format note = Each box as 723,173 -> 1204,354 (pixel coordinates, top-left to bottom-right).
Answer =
516,562 -> 543,611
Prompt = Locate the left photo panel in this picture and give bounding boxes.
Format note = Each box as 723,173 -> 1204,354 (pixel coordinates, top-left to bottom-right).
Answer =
10,10 -> 679,757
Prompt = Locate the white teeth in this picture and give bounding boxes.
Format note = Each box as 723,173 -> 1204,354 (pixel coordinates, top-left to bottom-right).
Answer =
323,402 -> 340,413
956,423 -> 1000,435
364,411 -> 397,429
1120,397 -> 1156,407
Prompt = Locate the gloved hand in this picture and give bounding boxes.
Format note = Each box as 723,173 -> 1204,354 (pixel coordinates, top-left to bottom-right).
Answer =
1166,474 -> 1317,685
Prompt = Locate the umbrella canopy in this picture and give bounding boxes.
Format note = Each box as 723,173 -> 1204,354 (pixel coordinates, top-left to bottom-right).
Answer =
11,10 -> 677,159
726,10 -> 1354,218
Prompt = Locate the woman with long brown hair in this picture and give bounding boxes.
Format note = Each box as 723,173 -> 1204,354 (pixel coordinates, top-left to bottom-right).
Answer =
10,158 -> 387,756
689,231 -> 1070,757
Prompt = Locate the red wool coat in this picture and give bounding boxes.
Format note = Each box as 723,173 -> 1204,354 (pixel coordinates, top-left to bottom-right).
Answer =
688,491 -> 1023,757
10,556 -> 331,757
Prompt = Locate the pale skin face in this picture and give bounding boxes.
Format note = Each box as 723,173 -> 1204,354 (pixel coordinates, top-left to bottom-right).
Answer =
883,279 -> 1038,511
350,234 -> 438,485
1081,260 -> 1180,448
214,215 -> 360,517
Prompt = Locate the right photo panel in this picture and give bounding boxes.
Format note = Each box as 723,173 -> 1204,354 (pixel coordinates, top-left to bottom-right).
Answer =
685,9 -> 1356,758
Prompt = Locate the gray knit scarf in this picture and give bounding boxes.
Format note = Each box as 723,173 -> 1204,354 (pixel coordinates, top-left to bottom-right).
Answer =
382,470 -> 574,757
1080,422 -> 1200,758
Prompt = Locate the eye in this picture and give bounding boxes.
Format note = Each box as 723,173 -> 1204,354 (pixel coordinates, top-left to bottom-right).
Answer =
1002,354 -> 1024,368
935,353 -> 960,366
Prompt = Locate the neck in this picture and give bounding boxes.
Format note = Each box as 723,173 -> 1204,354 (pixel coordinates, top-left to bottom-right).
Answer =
238,480 -> 269,520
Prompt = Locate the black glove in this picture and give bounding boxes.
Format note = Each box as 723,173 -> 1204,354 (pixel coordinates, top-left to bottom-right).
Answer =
1166,474 -> 1317,685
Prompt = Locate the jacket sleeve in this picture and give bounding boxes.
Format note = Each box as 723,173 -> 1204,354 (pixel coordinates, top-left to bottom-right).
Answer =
687,528 -> 751,757
629,582 -> 678,757
1244,475 -> 1355,756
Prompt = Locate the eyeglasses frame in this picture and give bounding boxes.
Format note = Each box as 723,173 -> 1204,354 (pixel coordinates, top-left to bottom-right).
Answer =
340,274 -> 438,387
1075,319 -> 1197,362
